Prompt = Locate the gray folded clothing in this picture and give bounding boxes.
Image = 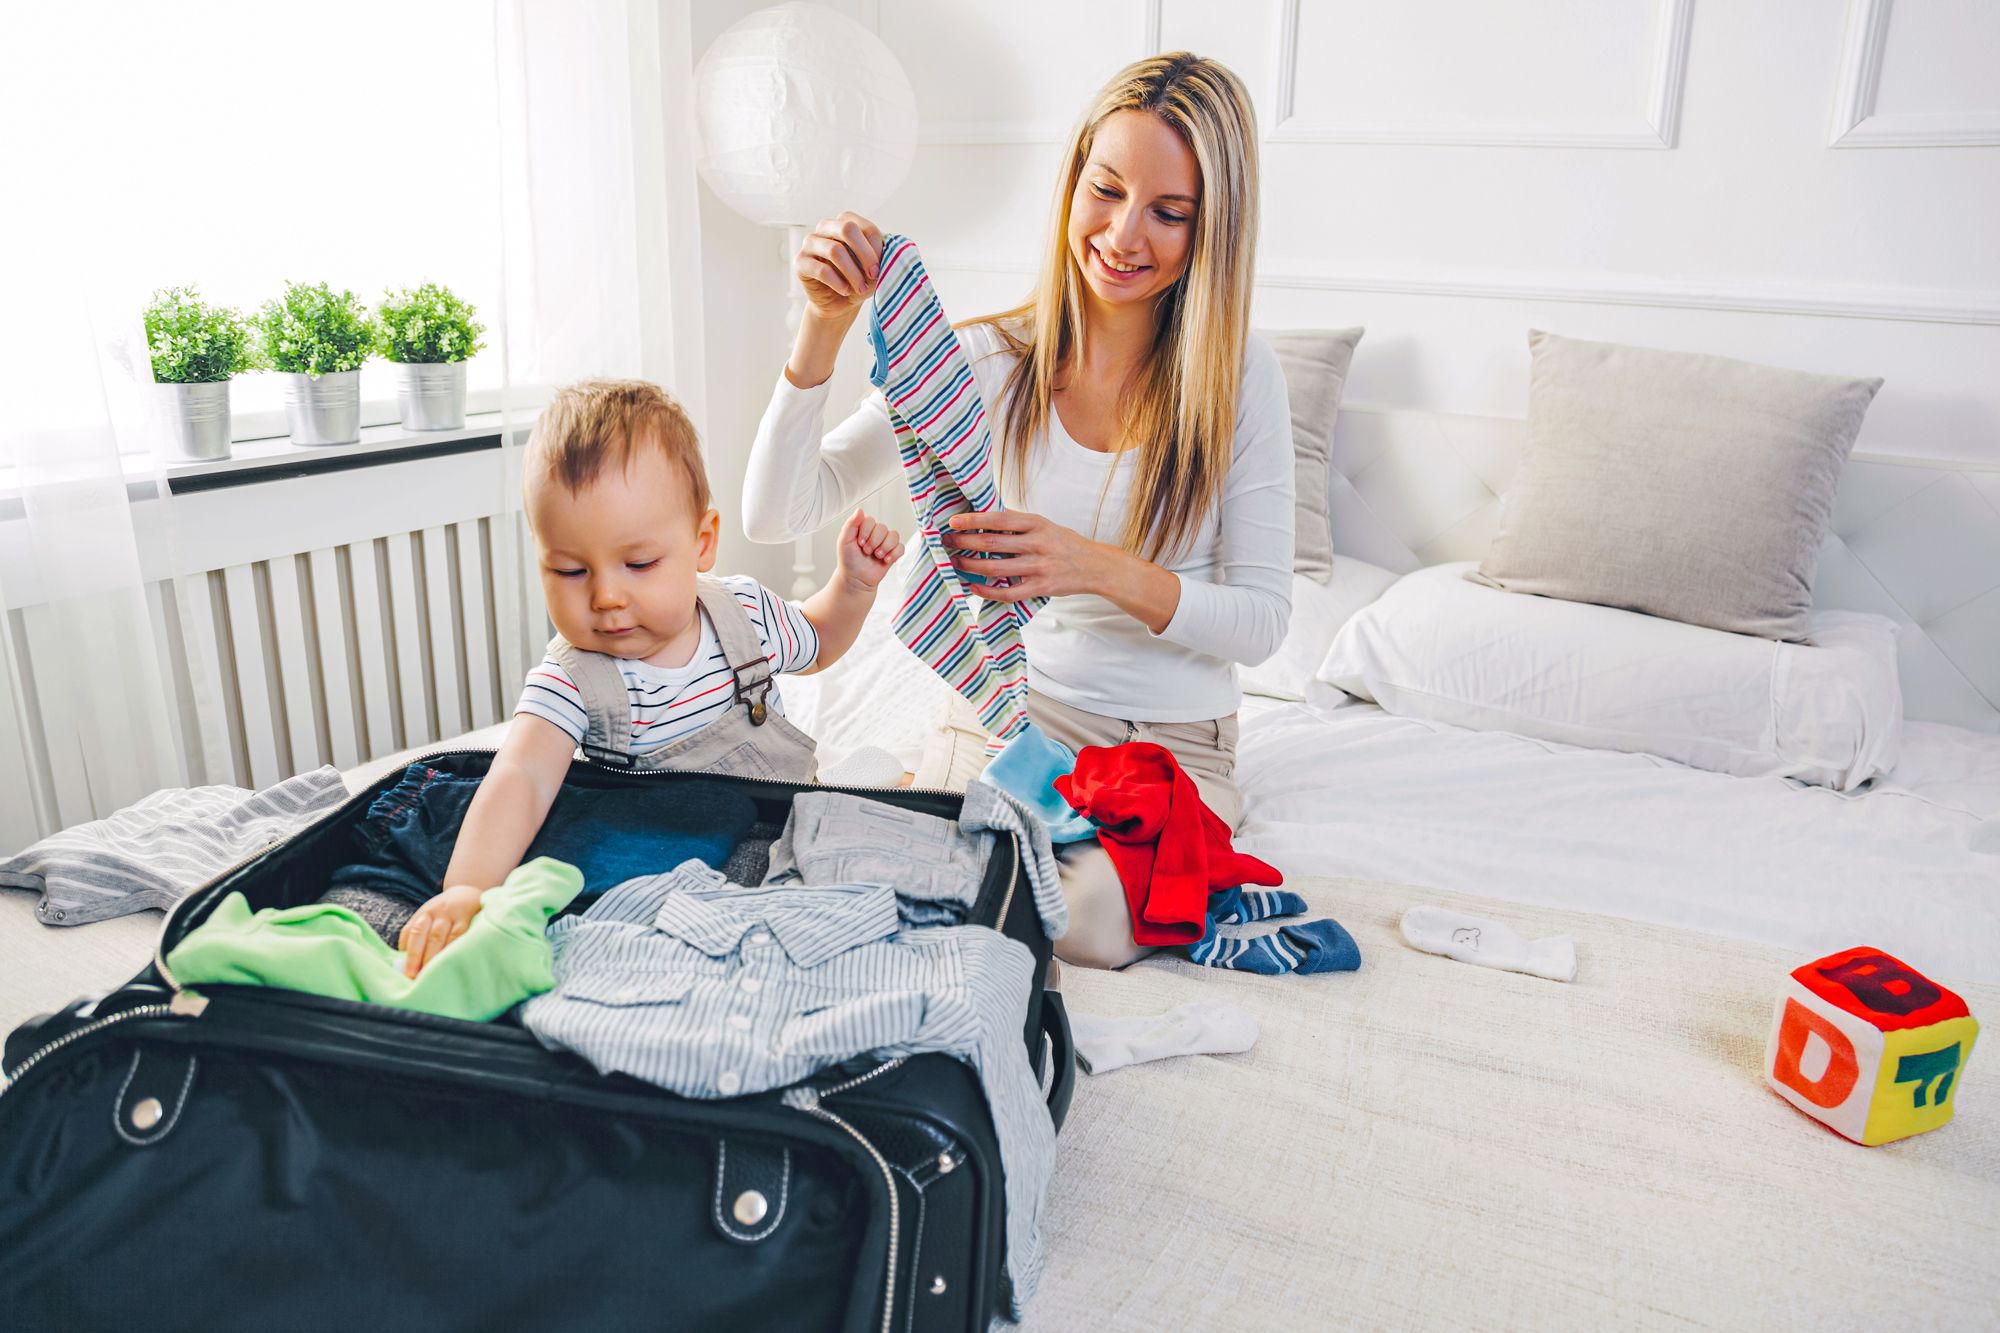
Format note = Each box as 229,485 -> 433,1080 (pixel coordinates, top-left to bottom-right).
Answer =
316,885 -> 420,947
764,791 -> 989,922
0,767 -> 349,926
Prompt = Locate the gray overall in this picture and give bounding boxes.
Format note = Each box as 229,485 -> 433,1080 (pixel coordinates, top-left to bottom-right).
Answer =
546,576 -> 818,783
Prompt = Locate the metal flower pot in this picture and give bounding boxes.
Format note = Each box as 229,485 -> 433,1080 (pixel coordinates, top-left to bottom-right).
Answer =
159,380 -> 232,461
281,369 -> 362,446
394,360 -> 467,431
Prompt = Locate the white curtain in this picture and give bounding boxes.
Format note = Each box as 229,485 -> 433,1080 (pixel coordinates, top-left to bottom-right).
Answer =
0,11 -> 186,842
495,0 -> 705,395
0,1 -> 703,846
491,0 -> 709,694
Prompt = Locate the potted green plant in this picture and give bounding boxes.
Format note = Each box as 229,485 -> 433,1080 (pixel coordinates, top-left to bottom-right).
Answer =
143,287 -> 258,461
252,280 -> 376,446
376,282 -> 486,431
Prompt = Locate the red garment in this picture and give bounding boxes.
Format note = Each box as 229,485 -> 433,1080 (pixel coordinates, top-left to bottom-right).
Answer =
1054,742 -> 1283,946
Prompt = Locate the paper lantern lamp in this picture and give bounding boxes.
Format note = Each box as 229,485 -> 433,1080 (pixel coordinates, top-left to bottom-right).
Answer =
692,2 -> 918,228
1765,946 -> 1978,1145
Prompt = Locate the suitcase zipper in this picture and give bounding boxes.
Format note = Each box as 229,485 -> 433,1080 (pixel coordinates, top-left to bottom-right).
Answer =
0,990 -> 207,1097
784,1058 -> 909,1333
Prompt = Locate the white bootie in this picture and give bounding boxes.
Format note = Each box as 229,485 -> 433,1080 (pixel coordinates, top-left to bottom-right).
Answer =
1069,1000 -> 1260,1075
1400,905 -> 1576,982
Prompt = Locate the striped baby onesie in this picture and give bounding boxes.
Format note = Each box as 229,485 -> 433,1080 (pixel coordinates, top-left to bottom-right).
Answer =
868,234 -> 1044,741
516,575 -> 818,756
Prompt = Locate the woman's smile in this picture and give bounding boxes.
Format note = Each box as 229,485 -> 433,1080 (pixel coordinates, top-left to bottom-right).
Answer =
1091,245 -> 1151,282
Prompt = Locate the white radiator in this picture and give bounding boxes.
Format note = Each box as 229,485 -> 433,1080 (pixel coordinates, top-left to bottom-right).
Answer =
1,441 -> 545,849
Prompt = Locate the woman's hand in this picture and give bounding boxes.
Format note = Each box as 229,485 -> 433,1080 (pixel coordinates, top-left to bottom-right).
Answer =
941,510 -> 1107,602
943,510 -> 1183,633
794,212 -> 883,324
786,212 -> 883,389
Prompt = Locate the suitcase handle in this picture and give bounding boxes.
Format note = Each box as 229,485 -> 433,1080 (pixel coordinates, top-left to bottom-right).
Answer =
1039,990 -> 1075,1133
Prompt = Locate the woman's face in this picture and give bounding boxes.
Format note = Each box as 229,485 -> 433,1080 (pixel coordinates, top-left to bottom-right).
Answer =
1067,109 -> 1199,312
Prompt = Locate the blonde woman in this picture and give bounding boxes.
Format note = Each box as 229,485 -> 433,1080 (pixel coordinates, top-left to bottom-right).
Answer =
744,53 -> 1292,970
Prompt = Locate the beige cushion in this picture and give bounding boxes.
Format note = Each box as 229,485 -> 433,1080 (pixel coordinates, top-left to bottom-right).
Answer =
1472,330 -> 1882,641
1260,327 -> 1365,583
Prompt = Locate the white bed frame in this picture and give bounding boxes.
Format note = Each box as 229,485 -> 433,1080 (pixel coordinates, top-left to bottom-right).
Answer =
1323,404 -> 2000,733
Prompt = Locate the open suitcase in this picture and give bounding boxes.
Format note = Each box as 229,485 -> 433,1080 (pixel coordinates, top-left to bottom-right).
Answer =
0,748 -> 1074,1333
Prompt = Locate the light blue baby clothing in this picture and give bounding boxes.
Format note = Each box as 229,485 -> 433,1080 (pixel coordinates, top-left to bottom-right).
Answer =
981,723 -> 1097,844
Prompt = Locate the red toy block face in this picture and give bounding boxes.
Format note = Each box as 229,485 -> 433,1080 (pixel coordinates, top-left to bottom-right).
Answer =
1792,947 -> 1968,1032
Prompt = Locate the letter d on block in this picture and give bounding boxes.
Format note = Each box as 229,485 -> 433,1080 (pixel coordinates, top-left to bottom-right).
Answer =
1771,998 -> 1859,1107
1765,979 -> 1886,1143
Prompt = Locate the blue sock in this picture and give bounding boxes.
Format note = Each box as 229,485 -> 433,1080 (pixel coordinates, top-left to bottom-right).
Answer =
1276,918 -> 1362,974
1208,886 -> 1309,926
1184,915 -> 1361,976
1185,930 -> 1296,975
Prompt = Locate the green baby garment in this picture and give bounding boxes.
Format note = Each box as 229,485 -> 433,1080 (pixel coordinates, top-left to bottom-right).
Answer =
164,857 -> 583,1022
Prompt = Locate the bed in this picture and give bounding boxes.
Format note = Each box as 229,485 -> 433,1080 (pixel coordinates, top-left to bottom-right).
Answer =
4,396 -> 1998,1328
1233,688 -> 2000,984
5,698 -> 1994,1330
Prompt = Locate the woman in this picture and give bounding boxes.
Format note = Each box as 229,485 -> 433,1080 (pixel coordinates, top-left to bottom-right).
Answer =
744,52 -> 1293,969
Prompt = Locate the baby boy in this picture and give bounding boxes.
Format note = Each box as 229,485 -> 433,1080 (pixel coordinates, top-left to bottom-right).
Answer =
400,378 -> 901,975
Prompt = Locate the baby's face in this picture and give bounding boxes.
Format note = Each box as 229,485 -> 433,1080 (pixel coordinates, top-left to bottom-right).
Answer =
527,447 -> 718,662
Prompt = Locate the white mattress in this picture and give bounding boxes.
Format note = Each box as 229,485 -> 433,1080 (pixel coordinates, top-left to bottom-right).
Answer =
1233,684 -> 2000,984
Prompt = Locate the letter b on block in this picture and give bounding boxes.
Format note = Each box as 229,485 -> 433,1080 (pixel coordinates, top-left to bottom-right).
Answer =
1764,946 -> 1978,1145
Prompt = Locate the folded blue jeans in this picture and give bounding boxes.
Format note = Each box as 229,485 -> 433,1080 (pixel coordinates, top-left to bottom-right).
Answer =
326,763 -> 758,907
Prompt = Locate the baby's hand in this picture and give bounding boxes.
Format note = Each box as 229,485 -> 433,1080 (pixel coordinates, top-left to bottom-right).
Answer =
399,883 -> 486,978
835,509 -> 903,591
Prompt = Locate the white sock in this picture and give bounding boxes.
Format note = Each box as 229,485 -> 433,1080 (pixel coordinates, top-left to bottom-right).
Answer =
1399,905 -> 1576,983
1068,1000 -> 1259,1075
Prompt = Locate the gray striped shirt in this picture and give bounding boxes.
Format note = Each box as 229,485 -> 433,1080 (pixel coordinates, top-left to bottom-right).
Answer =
1,767 -> 349,925
519,860 -> 1055,1314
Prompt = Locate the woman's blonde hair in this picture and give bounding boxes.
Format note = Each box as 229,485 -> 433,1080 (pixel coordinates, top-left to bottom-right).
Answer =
966,52 -> 1259,563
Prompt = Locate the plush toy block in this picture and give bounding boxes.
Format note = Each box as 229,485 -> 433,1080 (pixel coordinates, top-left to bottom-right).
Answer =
1765,946 -> 1978,1146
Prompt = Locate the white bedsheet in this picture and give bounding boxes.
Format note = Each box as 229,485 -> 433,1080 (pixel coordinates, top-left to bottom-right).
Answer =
1234,685 -> 2000,983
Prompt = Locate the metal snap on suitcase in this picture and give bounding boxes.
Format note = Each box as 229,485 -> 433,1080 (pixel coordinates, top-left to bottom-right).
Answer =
0,749 -> 1074,1333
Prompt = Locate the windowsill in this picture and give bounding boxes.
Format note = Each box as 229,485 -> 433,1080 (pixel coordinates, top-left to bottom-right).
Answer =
0,410 -> 533,513
162,411 -> 528,493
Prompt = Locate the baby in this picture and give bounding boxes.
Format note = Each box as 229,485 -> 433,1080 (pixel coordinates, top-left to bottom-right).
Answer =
400,378 -> 901,975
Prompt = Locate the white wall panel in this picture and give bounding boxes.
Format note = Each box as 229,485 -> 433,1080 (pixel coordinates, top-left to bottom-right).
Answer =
1279,0 -> 1686,146
1834,0 -> 2000,145
878,0 -> 1152,142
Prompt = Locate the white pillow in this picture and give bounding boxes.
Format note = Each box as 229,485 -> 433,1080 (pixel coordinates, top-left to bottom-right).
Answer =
1318,562 -> 1903,790
1242,559 -> 1400,702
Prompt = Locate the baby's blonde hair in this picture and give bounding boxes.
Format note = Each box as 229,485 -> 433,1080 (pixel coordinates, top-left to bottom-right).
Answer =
526,379 -> 711,518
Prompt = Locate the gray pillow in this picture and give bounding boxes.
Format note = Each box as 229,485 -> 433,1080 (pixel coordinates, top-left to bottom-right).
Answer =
1471,331 -> 1882,642
1260,327 -> 1365,583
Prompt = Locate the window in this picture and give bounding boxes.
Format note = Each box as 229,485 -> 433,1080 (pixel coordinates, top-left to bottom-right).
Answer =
5,1 -> 505,449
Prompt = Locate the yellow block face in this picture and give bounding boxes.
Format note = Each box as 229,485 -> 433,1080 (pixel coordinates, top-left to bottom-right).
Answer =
1862,1016 -> 1980,1146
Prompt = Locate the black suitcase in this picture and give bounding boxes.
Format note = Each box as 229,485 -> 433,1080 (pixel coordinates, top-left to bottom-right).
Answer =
0,749 -> 1075,1332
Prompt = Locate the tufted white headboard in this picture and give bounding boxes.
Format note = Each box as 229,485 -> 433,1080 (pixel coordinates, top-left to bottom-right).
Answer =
1324,405 -> 2000,734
